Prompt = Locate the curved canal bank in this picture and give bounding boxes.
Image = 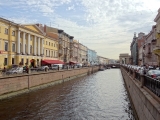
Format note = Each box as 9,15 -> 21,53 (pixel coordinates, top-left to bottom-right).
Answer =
0,69 -> 136,120
0,67 -> 98,100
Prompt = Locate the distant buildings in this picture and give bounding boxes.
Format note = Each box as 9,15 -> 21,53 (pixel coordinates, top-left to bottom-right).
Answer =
130,32 -> 145,65
97,56 -> 109,65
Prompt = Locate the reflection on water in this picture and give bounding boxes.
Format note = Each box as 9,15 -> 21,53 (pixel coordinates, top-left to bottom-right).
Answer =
0,69 -> 136,120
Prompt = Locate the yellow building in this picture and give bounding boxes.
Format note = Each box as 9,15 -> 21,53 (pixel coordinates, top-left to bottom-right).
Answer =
44,25 -> 72,63
153,8 -> 160,65
0,18 -> 59,69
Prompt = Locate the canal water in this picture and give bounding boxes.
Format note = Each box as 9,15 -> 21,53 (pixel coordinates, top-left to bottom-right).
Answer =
0,69 -> 136,120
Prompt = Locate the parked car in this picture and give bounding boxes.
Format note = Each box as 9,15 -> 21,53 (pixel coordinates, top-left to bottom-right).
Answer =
37,66 -> 49,71
11,64 -> 19,68
76,63 -> 82,68
6,67 -> 23,75
50,64 -> 63,70
147,70 -> 160,80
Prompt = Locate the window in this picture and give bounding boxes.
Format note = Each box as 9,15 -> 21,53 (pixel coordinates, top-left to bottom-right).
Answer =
12,58 -> 14,64
4,58 -> 7,65
12,31 -> 15,36
46,50 -> 47,56
5,28 -> 8,34
54,44 -> 55,47
46,41 -> 47,45
4,42 -> 8,51
12,43 -> 15,52
0,27 -> 1,33
49,50 -> 50,56
52,43 -> 53,46
49,42 -> 50,46
51,51 -> 53,57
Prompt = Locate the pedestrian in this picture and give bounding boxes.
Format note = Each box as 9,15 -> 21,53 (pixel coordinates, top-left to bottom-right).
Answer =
58,65 -> 59,70
3,67 -> 6,72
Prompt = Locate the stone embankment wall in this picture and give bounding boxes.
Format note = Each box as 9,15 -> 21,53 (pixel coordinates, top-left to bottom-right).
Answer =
121,67 -> 160,120
0,67 -> 99,100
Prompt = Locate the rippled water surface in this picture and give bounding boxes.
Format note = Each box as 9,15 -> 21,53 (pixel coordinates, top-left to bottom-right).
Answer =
0,69 -> 136,120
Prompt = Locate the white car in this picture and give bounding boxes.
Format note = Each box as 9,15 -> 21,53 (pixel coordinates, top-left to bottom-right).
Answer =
76,63 -> 82,68
37,66 -> 49,71
50,64 -> 63,70
6,67 -> 23,74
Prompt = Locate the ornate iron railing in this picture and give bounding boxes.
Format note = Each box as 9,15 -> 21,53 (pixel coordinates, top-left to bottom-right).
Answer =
135,72 -> 141,81
144,75 -> 160,97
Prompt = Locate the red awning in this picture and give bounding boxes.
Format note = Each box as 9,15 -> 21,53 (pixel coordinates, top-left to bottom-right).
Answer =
41,60 -> 64,64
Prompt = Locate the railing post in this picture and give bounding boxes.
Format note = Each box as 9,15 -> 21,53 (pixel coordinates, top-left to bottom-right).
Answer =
140,75 -> 144,88
133,70 -> 135,80
129,69 -> 131,75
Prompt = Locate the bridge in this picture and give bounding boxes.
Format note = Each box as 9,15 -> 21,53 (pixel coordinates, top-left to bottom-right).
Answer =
106,63 -> 120,68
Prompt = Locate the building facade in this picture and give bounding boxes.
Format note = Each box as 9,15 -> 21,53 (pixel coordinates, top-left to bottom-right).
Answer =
0,18 -> 46,68
153,8 -> 160,66
78,43 -> 87,65
97,56 -> 108,65
130,33 -> 138,65
43,25 -> 74,63
119,53 -> 130,64
143,25 -> 157,66
87,49 -> 97,65
130,32 -> 145,65
70,39 -> 79,63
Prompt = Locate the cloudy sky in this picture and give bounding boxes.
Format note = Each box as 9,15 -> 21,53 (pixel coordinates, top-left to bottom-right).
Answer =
0,0 -> 160,59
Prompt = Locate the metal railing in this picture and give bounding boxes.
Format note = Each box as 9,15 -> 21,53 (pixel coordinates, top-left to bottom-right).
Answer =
144,75 -> 160,97
122,66 -> 160,98
135,72 -> 141,81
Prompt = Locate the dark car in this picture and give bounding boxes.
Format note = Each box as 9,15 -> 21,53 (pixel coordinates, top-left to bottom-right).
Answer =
147,70 -> 160,80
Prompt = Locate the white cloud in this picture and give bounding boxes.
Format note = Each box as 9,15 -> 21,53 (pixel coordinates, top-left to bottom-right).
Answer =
67,5 -> 75,11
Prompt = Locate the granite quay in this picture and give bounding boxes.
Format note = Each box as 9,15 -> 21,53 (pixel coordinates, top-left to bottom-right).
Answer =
121,65 -> 160,120
0,66 -> 99,100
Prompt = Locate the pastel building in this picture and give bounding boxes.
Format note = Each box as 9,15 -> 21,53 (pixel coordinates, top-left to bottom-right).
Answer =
87,49 -> 97,65
153,8 -> 160,65
78,43 -> 87,65
0,18 -> 44,68
143,25 -> 157,66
